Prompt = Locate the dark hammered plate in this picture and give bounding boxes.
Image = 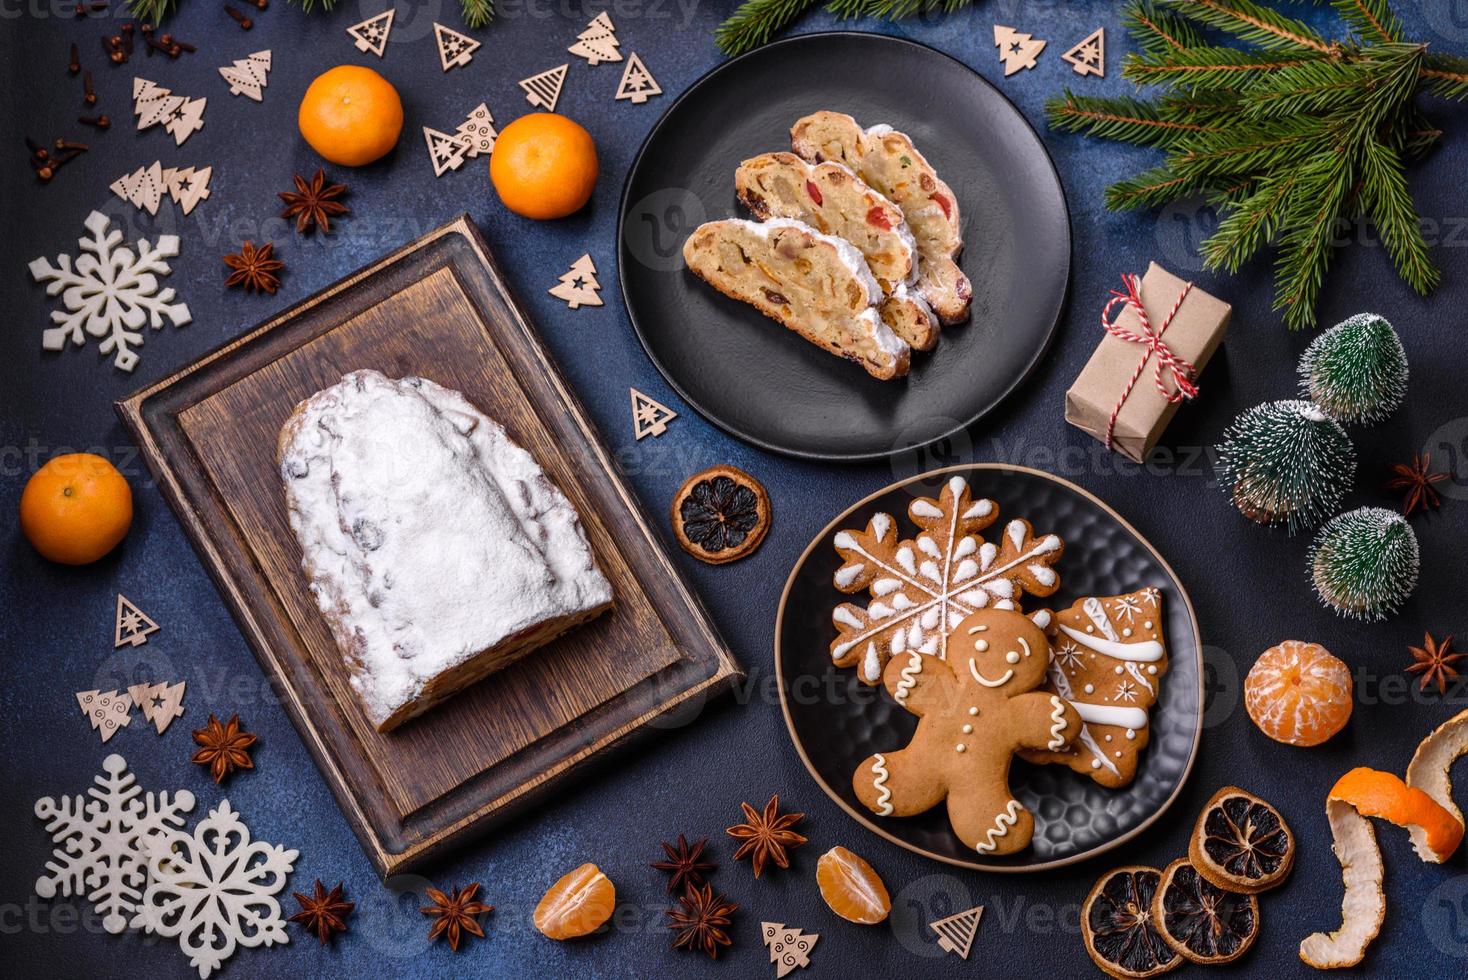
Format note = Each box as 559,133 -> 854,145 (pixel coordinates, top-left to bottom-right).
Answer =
617,32 -> 1070,461
775,465 -> 1203,871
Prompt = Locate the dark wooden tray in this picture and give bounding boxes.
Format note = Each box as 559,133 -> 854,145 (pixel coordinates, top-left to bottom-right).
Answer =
117,215 -> 741,876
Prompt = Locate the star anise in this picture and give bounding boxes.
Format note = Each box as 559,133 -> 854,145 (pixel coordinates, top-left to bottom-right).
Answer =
651,835 -> 717,894
190,713 -> 257,783
222,240 -> 284,294
726,794 -> 807,878
1406,632 -> 1464,694
279,168 -> 349,234
289,879 -> 354,945
1385,453 -> 1448,516
667,882 -> 737,959
421,883 -> 493,952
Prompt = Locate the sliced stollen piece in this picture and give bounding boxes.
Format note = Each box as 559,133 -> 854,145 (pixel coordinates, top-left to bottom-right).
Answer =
682,218 -> 910,380
735,152 -> 937,351
278,370 -> 614,731
791,111 -> 971,324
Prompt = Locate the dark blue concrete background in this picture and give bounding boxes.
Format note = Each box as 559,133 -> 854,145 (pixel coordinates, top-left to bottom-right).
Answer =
4,1 -> 1468,977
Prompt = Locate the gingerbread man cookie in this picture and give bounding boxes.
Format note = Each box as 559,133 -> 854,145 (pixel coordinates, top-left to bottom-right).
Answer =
853,607 -> 1081,856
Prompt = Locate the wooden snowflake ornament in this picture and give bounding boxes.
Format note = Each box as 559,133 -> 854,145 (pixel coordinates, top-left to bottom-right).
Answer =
348,9 -> 394,56
218,50 -> 271,101
32,753 -> 195,934
1061,28 -> 1104,77
434,22 -> 479,72
549,254 -> 603,309
77,689 -> 133,742
994,25 -> 1046,76
128,681 -> 186,734
631,388 -> 676,440
930,905 -> 983,959
29,211 -> 191,372
569,11 -> 622,65
615,52 -> 661,104
520,64 -> 567,111
115,594 -> 160,647
829,475 -> 1063,684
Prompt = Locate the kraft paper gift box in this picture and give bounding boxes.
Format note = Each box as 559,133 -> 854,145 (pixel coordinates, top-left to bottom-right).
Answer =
1065,263 -> 1231,464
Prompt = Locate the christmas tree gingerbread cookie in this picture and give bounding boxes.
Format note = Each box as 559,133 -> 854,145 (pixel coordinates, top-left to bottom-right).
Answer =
1020,589 -> 1169,788
853,607 -> 1081,856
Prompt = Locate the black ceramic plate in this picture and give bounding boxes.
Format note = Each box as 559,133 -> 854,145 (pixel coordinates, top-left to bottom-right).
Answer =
776,465 -> 1202,871
618,32 -> 1071,461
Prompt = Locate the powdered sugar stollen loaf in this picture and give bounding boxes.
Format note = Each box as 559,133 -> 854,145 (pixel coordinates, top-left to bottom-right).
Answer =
278,370 -> 613,731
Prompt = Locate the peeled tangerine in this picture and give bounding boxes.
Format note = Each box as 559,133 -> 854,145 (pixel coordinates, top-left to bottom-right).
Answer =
534,863 -> 615,940
815,846 -> 890,925
1243,640 -> 1353,747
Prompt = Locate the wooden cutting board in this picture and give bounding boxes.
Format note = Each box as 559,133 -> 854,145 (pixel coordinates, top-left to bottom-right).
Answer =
117,216 -> 741,876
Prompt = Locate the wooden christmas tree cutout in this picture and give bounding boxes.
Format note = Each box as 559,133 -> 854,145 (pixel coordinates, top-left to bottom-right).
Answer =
929,905 -> 983,959
110,162 -> 167,215
520,64 -> 567,111
568,11 -> 622,65
1061,28 -> 1104,77
434,22 -> 479,72
77,689 -> 133,743
115,594 -> 160,647
454,103 -> 496,157
993,25 -> 1046,76
127,681 -> 186,734
630,388 -> 676,440
762,922 -> 818,977
168,165 -> 212,215
218,50 -> 272,101
549,254 -> 603,309
423,126 -> 469,176
348,9 -> 394,57
615,52 -> 661,105
133,78 -> 206,145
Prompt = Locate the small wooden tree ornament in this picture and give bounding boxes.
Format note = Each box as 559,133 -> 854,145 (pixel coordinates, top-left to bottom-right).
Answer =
348,9 -> 394,57
110,162 -> 167,215
168,165 -> 212,215
614,52 -> 661,105
630,388 -> 676,440
127,681 -> 187,734
218,50 -> 271,101
568,11 -> 621,65
762,922 -> 818,977
423,127 -> 469,176
1061,28 -> 1104,77
929,905 -> 983,959
77,689 -> 133,743
520,64 -> 567,111
454,103 -> 496,157
434,23 -> 479,72
115,594 -> 160,647
549,254 -> 603,309
993,25 -> 1046,76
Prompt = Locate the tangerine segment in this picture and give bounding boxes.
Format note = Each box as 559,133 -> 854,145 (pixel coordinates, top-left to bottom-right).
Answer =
490,113 -> 598,220
19,453 -> 132,565
297,65 -> 403,167
1243,640 -> 1353,746
815,846 -> 890,925
534,863 -> 615,940
1329,767 -> 1464,863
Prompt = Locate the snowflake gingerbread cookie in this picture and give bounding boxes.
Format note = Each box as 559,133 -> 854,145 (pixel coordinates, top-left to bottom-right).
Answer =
830,475 -> 1064,684
1020,588 -> 1169,788
32,753 -> 196,934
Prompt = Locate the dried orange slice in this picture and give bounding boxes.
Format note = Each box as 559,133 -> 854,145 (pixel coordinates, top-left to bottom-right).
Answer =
1243,641 -> 1353,747
1152,858 -> 1259,965
533,863 -> 615,940
1081,866 -> 1180,978
815,846 -> 890,925
1188,786 -> 1295,894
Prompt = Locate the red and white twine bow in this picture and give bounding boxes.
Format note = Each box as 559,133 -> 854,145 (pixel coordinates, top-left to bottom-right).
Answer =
1100,272 -> 1199,449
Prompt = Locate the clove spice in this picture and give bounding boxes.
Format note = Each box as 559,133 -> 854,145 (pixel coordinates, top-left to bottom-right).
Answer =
78,114 -> 111,129
224,5 -> 253,29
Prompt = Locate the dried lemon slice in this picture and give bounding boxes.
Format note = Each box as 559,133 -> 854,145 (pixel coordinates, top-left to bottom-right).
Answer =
1081,865 -> 1180,978
1188,786 -> 1295,894
1152,858 -> 1259,965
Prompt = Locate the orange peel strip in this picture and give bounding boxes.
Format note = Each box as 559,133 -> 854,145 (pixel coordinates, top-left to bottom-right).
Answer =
1298,794 -> 1383,970
1406,707 -> 1468,832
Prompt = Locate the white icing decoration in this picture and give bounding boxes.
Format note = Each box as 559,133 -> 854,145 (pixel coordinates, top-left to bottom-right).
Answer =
975,640 -> 990,652
967,624 -> 989,633
863,645 -> 881,682
833,607 -> 863,630
910,500 -> 942,519
1083,597 -> 1119,641
974,800 -> 1023,853
1019,637 -> 1033,658
1059,625 -> 1165,662
961,724 -> 973,734
1028,564 -> 1057,587
1030,609 -> 1052,630
1073,703 -> 1149,729
1083,683 -> 1095,695
1122,627 -> 1133,638
871,513 -> 892,541
968,706 -> 979,716
968,660 -> 1013,688
1046,695 -> 1067,749
870,754 -> 893,815
894,652 -> 923,702
1042,660 -> 1120,777
1126,729 -> 1136,740
1143,620 -> 1154,630
872,577 -> 902,596
1091,759 -> 1101,769
955,743 -> 966,753
1005,651 -> 1020,664
834,564 -> 862,588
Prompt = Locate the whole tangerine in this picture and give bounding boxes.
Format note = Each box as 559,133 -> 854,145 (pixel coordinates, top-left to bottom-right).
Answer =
490,113 -> 598,220
20,453 -> 133,565
1244,640 -> 1353,747
297,65 -> 403,167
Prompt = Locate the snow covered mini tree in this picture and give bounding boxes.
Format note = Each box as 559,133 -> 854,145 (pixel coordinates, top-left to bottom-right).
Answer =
549,254 -> 604,309
1310,506 -> 1419,621
569,11 -> 622,65
218,50 -> 271,102
1299,313 -> 1408,424
1215,400 -> 1355,533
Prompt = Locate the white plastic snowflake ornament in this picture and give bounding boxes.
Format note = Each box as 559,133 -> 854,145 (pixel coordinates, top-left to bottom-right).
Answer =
140,799 -> 298,979
830,475 -> 1064,684
33,753 -> 196,935
29,210 -> 191,371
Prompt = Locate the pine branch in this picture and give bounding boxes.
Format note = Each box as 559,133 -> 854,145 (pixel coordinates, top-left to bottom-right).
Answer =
1332,0 -> 1402,43
716,0 -> 820,56
1272,152 -> 1354,329
1124,0 -> 1207,55
1158,0 -> 1335,54
460,0 -> 493,27
1421,52 -> 1468,99
1168,117 -> 1332,179
1359,137 -> 1439,293
1123,47 -> 1326,92
288,0 -> 336,10
1238,52 -> 1384,119
1201,168 -> 1305,272
1105,165 -> 1216,211
828,0 -> 962,17
1044,92 -> 1228,148
127,0 -> 176,21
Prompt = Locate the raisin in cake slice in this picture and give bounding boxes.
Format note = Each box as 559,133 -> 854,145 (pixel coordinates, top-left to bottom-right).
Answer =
682,217 -> 910,380
278,370 -> 614,732
736,151 -> 937,351
791,111 -> 971,324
